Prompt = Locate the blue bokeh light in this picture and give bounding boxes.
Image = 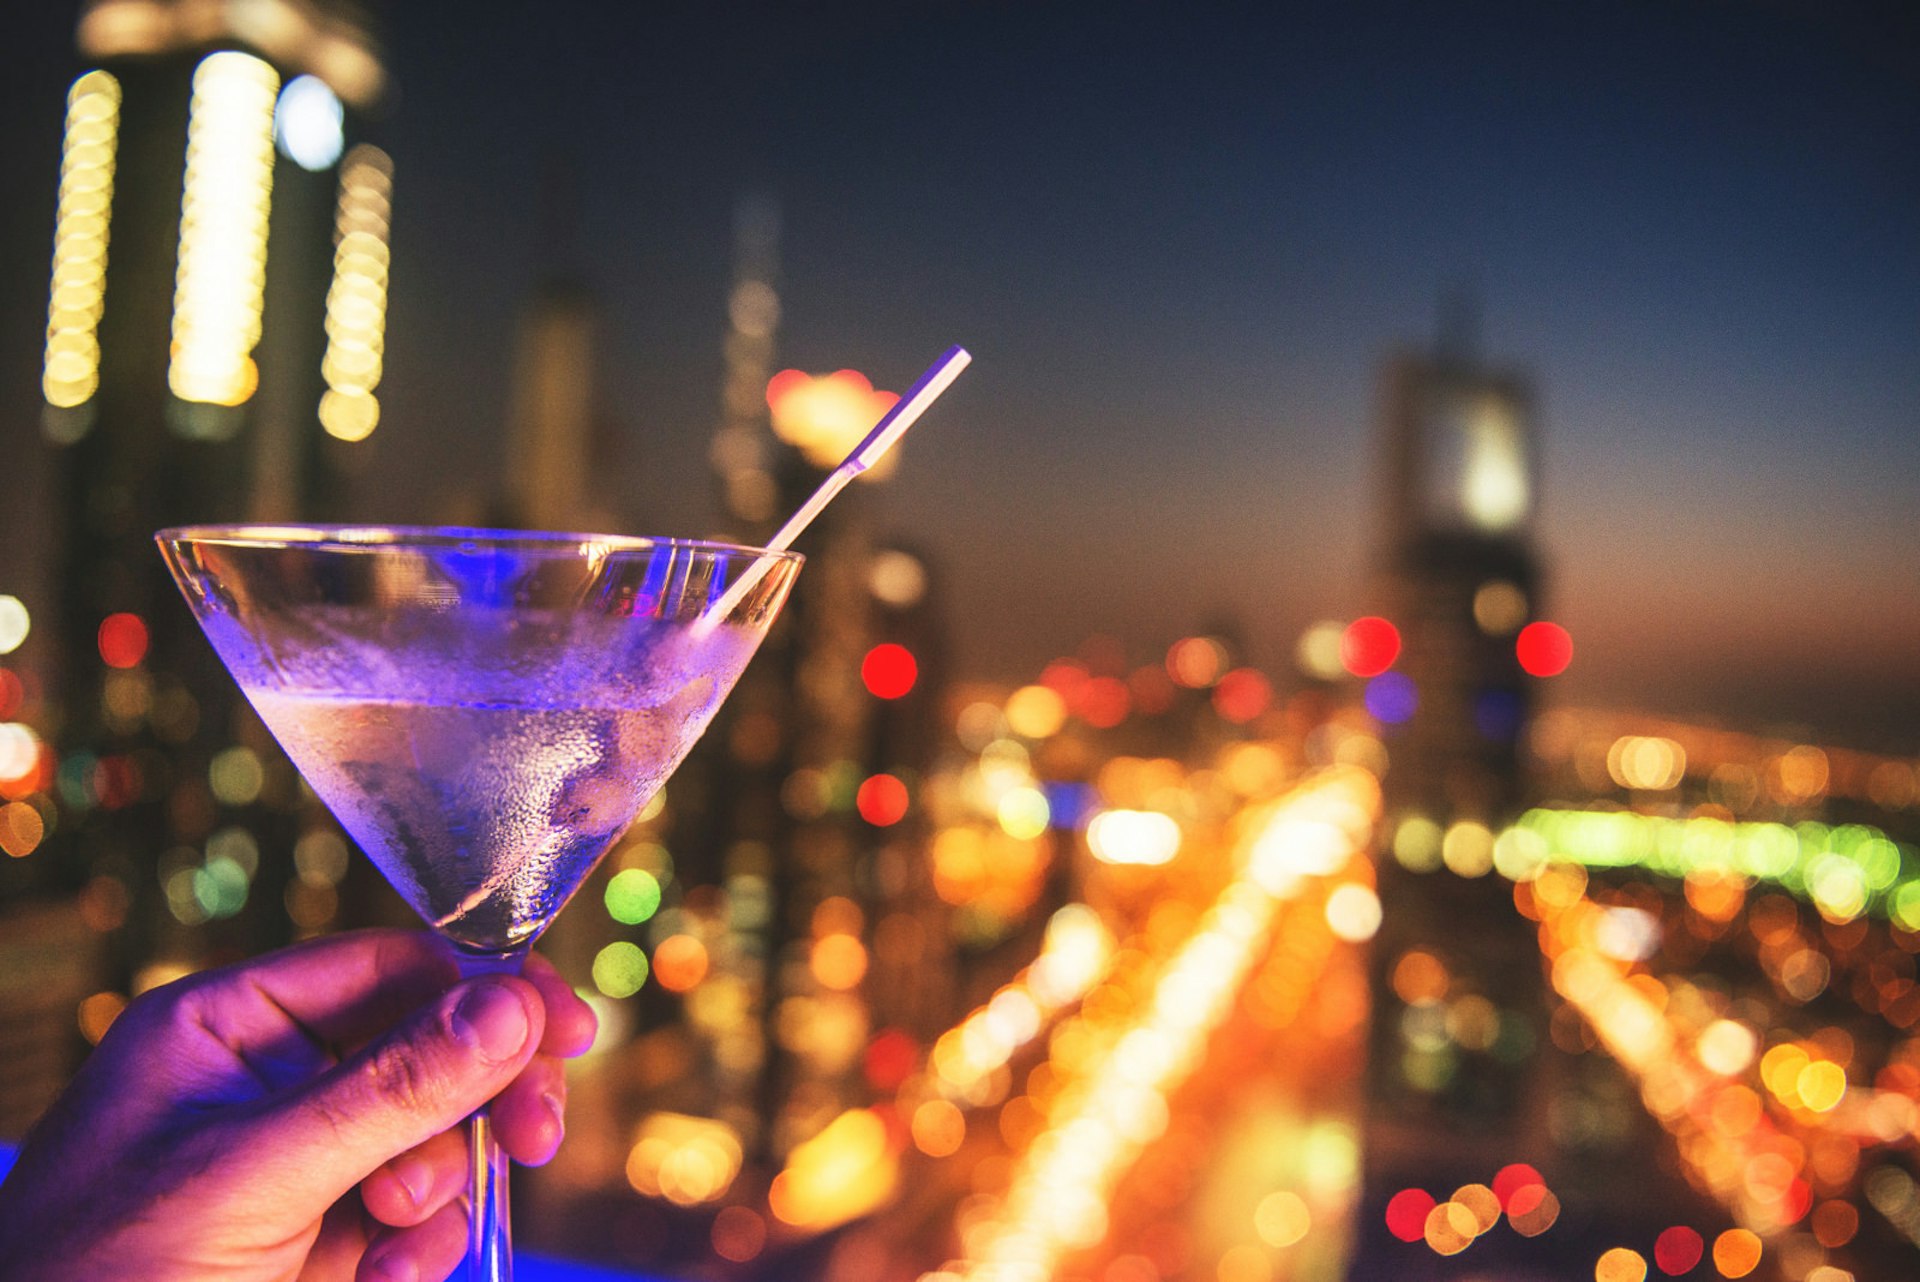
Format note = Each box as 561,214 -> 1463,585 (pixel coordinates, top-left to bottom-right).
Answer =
1364,672 -> 1418,724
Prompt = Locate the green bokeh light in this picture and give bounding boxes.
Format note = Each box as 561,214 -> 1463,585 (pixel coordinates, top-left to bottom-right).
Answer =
592,941 -> 649,998
605,868 -> 663,925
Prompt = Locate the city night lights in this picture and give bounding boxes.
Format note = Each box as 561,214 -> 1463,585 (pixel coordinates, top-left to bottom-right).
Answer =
0,5 -> 1914,1282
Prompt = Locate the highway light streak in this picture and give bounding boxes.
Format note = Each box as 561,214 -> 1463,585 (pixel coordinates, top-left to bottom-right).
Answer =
928,768 -> 1378,1282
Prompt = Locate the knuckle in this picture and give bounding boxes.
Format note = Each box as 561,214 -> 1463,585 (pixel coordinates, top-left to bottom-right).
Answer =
358,1036 -> 447,1115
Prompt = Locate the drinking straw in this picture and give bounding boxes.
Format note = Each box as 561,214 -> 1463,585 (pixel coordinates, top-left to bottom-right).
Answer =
698,344 -> 971,629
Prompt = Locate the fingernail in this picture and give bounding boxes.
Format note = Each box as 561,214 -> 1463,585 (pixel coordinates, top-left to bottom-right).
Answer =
450,979 -> 532,1063
543,1088 -> 566,1138
391,1155 -> 434,1208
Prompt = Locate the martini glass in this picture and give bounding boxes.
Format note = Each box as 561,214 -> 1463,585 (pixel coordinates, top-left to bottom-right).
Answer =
156,524 -> 803,1281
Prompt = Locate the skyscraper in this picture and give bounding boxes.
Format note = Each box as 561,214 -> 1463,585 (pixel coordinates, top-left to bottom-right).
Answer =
1360,330 -> 1560,1253
29,0 -> 393,981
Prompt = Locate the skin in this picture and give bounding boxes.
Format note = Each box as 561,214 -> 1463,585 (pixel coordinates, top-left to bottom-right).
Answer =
0,929 -> 598,1282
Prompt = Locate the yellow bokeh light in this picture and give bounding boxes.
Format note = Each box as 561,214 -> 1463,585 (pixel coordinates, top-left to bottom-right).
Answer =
1442,821 -> 1495,877
769,1108 -> 896,1230
1253,1191 -> 1311,1248
766,368 -> 899,472
1423,1200 -> 1477,1255
1004,685 -> 1067,739
1773,745 -> 1830,802
1796,1059 -> 1847,1112
1393,815 -> 1444,872
911,1098 -> 966,1157
43,70 -> 120,415
997,786 -> 1051,840
1607,736 -> 1686,791
1294,621 -> 1346,680
1452,1184 -> 1500,1234
1472,580 -> 1528,635
1593,1246 -> 1647,1282
624,1113 -> 742,1205
317,145 -> 393,438
810,932 -> 869,990
319,388 -> 380,441
169,52 -> 278,409
1216,1244 -> 1273,1282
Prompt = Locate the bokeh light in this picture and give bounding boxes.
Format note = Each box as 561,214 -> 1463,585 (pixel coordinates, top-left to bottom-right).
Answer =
1594,1246 -> 1647,1282
857,773 -> 910,826
1711,1228 -> 1762,1278
862,642 -> 918,699
97,612 -> 147,668
1340,617 -> 1401,678
0,597 -> 27,655
592,941 -> 649,998
1515,620 -> 1573,677
1385,1188 -> 1436,1242
1652,1225 -> 1703,1275
605,868 -> 663,924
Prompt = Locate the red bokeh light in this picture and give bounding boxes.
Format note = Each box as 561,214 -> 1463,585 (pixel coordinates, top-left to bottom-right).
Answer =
1515,621 -> 1573,677
1384,1187 -> 1436,1242
1653,1225 -> 1704,1275
863,1028 -> 919,1090
1490,1162 -> 1544,1209
861,643 -> 918,699
1040,659 -> 1091,700
856,773 -> 910,827
1783,1177 -> 1812,1223
1212,668 -> 1273,724
98,613 -> 148,669
0,670 -> 22,720
1076,676 -> 1131,729
1340,617 -> 1401,678
1128,664 -> 1176,715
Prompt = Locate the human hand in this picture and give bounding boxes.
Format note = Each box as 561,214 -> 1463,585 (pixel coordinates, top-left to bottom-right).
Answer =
0,928 -> 597,1282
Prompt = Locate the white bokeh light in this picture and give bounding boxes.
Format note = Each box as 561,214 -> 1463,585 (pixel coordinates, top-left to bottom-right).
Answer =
274,75 -> 344,171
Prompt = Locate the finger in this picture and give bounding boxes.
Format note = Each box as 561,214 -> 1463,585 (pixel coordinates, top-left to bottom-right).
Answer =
523,953 -> 598,1057
180,929 -> 460,1059
299,1197 -> 372,1282
360,1129 -> 469,1228
356,1198 -> 468,1282
222,975 -> 544,1206
491,1054 -> 567,1166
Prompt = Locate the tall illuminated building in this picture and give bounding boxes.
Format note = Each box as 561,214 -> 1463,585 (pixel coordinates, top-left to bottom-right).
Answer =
576,197 -> 958,1199
29,2 -> 393,987
1373,335 -> 1545,825
1358,327 -> 1561,1262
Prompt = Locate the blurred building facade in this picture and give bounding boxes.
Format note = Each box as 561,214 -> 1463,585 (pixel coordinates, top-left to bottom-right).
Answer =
1,0 -> 395,1092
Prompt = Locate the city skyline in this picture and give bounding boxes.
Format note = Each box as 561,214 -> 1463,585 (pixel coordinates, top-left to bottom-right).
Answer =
0,1 -> 1915,750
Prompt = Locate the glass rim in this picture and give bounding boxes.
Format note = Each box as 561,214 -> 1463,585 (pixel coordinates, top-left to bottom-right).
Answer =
154,523 -> 804,565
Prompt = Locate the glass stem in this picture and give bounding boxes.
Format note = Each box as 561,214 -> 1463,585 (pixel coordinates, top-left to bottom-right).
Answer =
453,943 -> 532,1282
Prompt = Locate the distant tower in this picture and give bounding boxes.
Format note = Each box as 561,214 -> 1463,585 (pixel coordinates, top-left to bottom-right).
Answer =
1358,315 -> 1560,1257
31,1 -> 393,977
503,283 -> 607,531
1375,316 -> 1542,824
500,162 -> 618,533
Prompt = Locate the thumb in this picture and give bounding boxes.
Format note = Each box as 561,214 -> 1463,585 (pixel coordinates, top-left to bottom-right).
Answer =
221,975 -> 544,1202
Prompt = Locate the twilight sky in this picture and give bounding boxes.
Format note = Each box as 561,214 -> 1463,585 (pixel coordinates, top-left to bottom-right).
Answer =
2,1 -> 1916,747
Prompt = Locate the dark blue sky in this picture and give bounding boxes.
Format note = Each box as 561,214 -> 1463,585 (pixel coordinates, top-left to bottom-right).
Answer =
3,2 -> 1916,744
